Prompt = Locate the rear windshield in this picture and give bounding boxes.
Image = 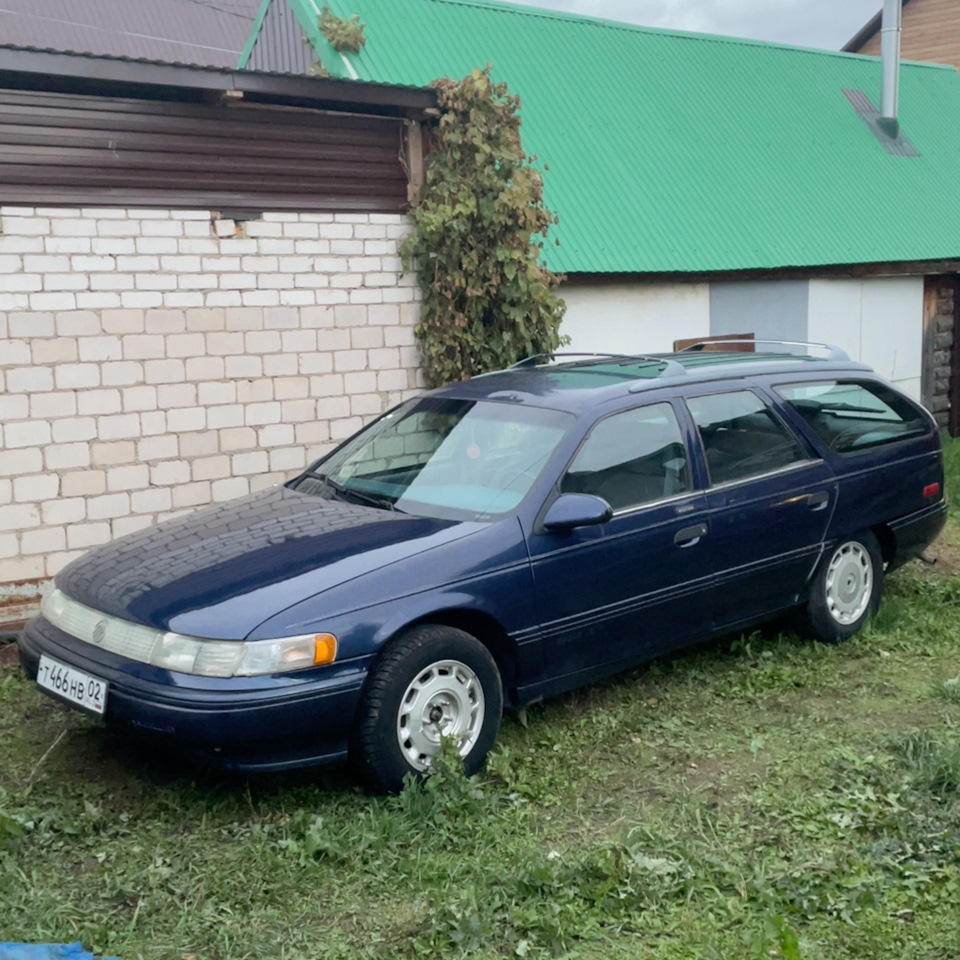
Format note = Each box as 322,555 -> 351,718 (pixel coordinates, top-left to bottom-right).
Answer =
775,380 -> 930,454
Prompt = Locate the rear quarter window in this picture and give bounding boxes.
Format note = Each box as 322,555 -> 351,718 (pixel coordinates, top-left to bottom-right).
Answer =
775,381 -> 930,454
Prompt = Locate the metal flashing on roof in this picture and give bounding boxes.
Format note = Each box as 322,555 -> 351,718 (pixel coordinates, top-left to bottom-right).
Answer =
244,0 -> 319,74
240,0 -> 274,68
249,0 -> 351,78
0,43 -> 435,116
843,88 -> 920,156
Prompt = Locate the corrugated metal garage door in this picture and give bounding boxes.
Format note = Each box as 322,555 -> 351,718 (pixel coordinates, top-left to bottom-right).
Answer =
0,88 -> 408,211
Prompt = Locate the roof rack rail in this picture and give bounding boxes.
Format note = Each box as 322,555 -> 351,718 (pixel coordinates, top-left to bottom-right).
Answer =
511,352 -> 688,377
510,352 -> 633,368
625,355 -> 688,378
679,339 -> 850,361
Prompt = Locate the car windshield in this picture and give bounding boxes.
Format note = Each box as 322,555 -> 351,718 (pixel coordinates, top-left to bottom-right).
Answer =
291,397 -> 572,520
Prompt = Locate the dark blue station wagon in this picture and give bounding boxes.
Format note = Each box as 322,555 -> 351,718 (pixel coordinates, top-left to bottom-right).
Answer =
20,346 -> 947,791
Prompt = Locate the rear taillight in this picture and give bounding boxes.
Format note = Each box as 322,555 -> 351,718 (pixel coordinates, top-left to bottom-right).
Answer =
923,482 -> 941,499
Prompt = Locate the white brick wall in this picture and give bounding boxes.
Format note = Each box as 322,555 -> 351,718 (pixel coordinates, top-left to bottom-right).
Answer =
0,206 -> 423,590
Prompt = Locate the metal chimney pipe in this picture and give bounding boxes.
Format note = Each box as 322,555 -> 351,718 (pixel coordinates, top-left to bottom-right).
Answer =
880,0 -> 902,132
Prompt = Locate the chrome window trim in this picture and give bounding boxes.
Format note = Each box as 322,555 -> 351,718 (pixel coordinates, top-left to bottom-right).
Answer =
609,489 -> 702,519
606,457 -> 824,518
701,457 -> 824,492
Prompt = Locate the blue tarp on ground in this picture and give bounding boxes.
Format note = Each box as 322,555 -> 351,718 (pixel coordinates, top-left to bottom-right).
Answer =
0,945 -> 119,960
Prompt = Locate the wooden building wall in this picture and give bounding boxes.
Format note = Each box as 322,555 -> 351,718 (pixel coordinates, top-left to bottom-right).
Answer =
0,88 -> 409,212
858,0 -> 960,70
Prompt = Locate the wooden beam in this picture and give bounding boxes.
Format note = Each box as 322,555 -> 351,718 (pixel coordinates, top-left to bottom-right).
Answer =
922,277 -> 938,413
405,119 -> 424,203
950,276 -> 960,438
563,260 -> 960,286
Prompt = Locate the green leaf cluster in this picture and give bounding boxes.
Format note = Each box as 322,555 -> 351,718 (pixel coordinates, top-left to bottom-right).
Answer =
319,6 -> 366,54
401,66 -> 567,388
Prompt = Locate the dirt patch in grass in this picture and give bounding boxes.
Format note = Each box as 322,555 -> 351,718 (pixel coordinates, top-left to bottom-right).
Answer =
675,751 -> 769,800
0,638 -> 19,668
917,532 -> 960,579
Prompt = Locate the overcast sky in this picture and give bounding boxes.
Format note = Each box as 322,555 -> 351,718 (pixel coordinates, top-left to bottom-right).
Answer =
509,0 -> 883,50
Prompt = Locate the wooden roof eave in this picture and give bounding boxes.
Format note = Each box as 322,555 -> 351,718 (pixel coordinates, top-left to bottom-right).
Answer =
562,259 -> 960,285
842,0 -> 915,53
0,44 -> 437,120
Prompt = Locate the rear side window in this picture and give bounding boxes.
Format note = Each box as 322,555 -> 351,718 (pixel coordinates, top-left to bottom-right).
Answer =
776,381 -> 930,453
686,390 -> 807,485
561,402 -> 689,511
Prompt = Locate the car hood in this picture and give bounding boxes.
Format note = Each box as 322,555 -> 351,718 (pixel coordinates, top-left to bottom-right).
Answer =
55,487 -> 482,638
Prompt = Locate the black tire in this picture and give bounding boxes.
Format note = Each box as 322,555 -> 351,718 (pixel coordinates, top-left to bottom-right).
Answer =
803,531 -> 884,643
350,624 -> 503,793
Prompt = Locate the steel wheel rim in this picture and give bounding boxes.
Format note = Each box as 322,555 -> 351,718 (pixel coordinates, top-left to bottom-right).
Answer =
824,542 -> 872,625
397,659 -> 485,771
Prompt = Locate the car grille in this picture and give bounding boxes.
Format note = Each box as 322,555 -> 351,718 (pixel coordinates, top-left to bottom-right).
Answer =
41,587 -> 167,664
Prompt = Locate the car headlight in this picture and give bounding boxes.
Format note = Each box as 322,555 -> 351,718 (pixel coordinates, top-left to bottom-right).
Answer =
41,587 -> 337,678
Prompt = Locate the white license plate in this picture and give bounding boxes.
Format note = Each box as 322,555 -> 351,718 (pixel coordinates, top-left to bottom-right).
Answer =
37,654 -> 108,716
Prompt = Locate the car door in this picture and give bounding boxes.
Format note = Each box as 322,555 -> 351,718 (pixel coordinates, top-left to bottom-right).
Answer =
773,377 -> 942,555
525,400 -> 713,690
683,387 -> 837,631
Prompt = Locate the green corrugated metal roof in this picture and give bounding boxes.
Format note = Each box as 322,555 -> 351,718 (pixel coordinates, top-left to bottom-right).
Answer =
270,0 -> 351,77
267,0 -> 960,274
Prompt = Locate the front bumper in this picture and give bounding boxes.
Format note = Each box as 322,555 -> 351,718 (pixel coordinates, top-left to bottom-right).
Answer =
18,615 -> 370,772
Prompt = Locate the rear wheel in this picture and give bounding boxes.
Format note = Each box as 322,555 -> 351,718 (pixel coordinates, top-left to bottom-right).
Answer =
351,624 -> 503,792
803,531 -> 883,642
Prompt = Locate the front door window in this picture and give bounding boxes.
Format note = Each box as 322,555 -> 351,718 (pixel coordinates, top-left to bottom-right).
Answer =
560,402 -> 689,511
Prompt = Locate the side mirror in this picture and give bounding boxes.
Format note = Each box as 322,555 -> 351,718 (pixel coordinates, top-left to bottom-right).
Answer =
542,494 -> 613,532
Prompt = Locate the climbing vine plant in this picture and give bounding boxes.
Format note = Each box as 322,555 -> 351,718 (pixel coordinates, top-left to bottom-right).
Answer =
307,6 -> 366,72
319,6 -> 366,53
401,67 -> 566,388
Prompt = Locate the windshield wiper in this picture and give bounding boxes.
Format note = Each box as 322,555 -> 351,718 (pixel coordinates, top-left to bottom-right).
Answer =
819,403 -> 889,416
305,472 -> 403,513
347,488 -> 403,512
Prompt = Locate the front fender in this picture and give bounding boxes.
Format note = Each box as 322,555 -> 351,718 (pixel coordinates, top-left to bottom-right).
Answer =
329,553 -> 538,656
249,516 -> 542,687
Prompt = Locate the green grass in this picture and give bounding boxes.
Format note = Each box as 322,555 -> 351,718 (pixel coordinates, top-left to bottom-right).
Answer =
3,439 -> 960,959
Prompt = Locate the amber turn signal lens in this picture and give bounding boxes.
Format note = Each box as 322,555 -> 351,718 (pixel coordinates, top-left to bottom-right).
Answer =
313,634 -> 338,666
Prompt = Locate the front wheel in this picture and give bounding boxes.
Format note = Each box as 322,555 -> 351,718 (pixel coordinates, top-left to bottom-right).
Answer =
351,624 -> 503,793
803,531 -> 883,642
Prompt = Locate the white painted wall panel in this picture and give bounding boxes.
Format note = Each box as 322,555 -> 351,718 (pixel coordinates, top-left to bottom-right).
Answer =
559,277 -> 924,401
710,280 -> 808,342
859,278 -> 924,391
807,279 -> 862,355
559,283 -> 710,354
808,277 -> 924,400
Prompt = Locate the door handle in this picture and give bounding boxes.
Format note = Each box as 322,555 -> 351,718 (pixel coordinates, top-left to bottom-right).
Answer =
807,492 -> 830,512
674,523 -> 708,547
